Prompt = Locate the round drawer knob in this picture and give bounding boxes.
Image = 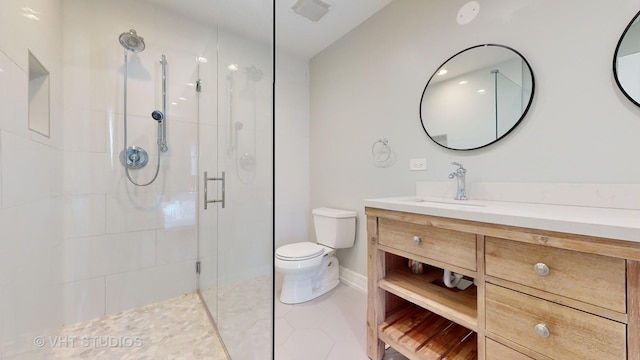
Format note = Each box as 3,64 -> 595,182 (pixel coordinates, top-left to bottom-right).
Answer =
533,262 -> 550,276
534,323 -> 550,338
412,236 -> 421,244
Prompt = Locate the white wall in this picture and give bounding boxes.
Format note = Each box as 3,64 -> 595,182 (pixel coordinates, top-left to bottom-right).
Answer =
0,0 -> 65,358
310,0 -> 640,276
61,0 -> 213,324
275,49 -> 310,249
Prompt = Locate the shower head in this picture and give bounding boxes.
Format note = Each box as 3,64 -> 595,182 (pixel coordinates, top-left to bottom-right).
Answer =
119,29 -> 145,52
245,65 -> 263,82
151,110 -> 164,122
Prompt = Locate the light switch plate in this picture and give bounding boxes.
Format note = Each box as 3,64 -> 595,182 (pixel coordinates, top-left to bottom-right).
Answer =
410,158 -> 427,171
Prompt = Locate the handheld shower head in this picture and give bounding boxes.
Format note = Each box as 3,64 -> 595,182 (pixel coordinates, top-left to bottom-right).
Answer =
245,65 -> 263,82
119,29 -> 145,52
151,110 -> 164,122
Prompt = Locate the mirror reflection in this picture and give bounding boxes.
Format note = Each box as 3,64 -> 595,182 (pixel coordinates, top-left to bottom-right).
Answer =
420,44 -> 534,150
614,12 -> 640,106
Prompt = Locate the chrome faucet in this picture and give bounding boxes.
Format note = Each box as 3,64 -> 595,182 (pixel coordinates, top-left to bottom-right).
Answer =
448,162 -> 467,200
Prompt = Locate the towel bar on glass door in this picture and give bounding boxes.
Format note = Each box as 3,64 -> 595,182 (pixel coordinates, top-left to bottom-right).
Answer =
204,171 -> 225,209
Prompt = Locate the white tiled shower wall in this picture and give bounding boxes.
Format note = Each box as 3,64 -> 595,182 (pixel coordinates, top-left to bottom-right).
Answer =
2,0 -> 285,357
61,0 -> 214,324
1,1 -> 219,356
0,0 -> 65,358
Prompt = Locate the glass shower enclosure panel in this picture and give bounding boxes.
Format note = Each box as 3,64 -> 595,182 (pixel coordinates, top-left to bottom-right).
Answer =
198,15 -> 273,360
198,26 -> 220,327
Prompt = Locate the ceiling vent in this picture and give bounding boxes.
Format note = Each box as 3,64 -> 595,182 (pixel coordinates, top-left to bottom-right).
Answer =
291,0 -> 331,22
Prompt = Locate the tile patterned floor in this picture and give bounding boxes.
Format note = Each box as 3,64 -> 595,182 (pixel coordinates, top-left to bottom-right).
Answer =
49,293 -> 227,360
5,280 -> 406,360
275,282 -> 408,360
202,276 -> 272,360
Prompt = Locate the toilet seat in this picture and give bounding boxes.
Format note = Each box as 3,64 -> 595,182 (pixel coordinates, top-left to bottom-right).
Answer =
276,242 -> 325,261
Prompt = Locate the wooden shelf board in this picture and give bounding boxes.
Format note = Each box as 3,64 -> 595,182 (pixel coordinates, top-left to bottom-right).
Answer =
379,266 -> 478,331
379,303 -> 476,360
442,332 -> 477,360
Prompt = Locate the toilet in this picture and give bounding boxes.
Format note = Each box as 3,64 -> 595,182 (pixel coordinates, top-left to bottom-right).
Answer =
275,207 -> 357,304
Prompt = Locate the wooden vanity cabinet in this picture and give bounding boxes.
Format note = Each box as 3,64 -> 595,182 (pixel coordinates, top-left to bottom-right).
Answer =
366,207 -> 640,360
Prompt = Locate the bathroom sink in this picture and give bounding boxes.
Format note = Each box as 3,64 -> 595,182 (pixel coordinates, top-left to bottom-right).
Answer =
401,198 -> 486,207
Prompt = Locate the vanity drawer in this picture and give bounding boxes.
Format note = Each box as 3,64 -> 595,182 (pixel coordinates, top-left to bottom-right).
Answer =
485,236 -> 626,313
378,218 -> 476,271
485,283 -> 626,360
485,339 -> 532,360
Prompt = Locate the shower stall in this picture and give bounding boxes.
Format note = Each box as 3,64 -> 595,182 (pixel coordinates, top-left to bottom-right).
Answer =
0,0 -> 273,359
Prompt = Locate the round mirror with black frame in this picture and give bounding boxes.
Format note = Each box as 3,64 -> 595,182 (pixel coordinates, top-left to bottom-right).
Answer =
613,10 -> 640,107
419,44 -> 535,150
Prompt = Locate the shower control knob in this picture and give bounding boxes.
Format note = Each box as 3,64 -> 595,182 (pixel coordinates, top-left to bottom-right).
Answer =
119,146 -> 149,169
533,262 -> 550,276
412,236 -> 421,245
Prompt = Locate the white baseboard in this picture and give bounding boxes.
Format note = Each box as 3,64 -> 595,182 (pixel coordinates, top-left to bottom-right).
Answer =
339,266 -> 367,293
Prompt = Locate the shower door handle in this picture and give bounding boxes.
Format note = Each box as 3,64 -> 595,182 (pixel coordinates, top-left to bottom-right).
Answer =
204,171 -> 225,209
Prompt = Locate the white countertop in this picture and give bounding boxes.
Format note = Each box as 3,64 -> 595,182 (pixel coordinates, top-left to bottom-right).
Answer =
364,196 -> 640,243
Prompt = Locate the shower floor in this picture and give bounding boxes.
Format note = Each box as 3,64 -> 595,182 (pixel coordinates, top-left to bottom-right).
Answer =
49,293 -> 227,359
200,275 -> 273,359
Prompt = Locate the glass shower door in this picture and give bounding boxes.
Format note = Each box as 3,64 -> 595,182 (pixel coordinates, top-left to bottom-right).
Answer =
197,25 -> 221,329
214,26 -> 273,359
197,19 -> 273,360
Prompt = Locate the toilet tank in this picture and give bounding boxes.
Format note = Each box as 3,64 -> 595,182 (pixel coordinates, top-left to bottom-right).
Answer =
312,207 -> 357,249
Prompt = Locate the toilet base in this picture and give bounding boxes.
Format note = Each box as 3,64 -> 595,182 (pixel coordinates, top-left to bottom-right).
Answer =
279,255 -> 340,304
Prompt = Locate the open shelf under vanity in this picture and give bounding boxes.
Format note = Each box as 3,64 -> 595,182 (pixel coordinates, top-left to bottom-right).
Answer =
379,265 -> 477,331
373,245 -> 479,360
379,302 -> 477,360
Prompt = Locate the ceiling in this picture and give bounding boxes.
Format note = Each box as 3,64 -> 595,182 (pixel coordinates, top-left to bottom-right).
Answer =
143,0 -> 394,59
276,0 -> 394,59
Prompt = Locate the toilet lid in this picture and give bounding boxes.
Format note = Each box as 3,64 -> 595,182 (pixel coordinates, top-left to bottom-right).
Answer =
276,242 -> 325,261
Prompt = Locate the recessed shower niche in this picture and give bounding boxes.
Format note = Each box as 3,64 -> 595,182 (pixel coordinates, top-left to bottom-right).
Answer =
28,51 -> 50,137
